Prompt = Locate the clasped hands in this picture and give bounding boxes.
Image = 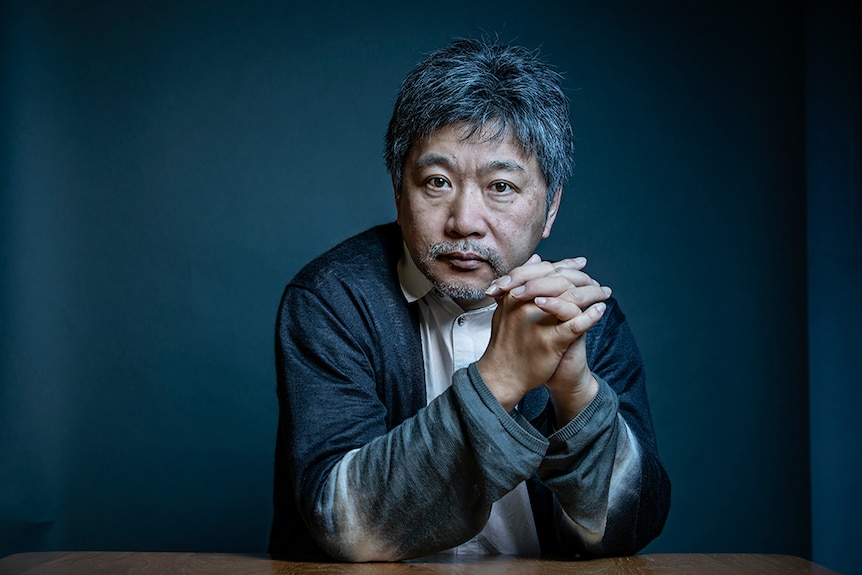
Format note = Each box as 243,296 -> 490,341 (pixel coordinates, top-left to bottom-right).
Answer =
476,254 -> 611,426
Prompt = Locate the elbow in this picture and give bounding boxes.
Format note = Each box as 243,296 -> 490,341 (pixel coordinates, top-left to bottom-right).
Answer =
317,534 -> 403,563
602,469 -> 672,557
311,508 -> 404,562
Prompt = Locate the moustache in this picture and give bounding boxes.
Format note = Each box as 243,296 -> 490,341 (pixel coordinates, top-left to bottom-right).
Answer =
420,241 -> 504,272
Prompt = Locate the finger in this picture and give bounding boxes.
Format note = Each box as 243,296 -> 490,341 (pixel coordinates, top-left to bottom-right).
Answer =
491,269 -> 601,299
509,275 -> 574,300
519,256 -> 588,272
562,301 -> 607,334
487,261 -> 556,296
533,286 -> 611,322
532,295 -> 583,322
511,279 -> 612,308
486,257 -> 592,296
549,256 -> 588,271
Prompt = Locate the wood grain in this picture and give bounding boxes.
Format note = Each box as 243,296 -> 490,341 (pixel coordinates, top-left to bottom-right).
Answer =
0,552 -> 843,575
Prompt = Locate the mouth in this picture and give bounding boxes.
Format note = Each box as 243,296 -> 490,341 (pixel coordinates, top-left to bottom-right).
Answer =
439,251 -> 488,271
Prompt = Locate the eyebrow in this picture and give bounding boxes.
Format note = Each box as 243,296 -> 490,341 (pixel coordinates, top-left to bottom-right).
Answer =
412,155 -> 526,175
413,154 -> 455,170
480,160 -> 526,175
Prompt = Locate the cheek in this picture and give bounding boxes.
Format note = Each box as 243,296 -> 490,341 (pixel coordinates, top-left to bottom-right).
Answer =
491,204 -> 546,236
399,200 -> 440,237
491,210 -> 548,262
398,204 -> 434,250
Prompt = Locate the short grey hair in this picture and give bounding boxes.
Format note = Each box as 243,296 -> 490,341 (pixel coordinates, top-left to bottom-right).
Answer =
384,38 -> 575,212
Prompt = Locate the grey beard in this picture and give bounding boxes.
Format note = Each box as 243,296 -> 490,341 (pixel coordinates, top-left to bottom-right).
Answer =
418,240 -> 507,301
430,281 -> 488,302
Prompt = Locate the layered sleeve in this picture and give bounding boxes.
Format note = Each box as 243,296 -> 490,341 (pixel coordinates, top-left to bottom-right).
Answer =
316,364 -> 550,560
275,277 -> 552,561
529,297 -> 671,557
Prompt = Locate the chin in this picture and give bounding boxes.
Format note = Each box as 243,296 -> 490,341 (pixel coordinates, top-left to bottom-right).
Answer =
433,282 -> 488,302
428,272 -> 491,301
421,261 -> 494,300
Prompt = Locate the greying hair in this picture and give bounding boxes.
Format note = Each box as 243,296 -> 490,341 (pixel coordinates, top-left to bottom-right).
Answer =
384,38 -> 575,212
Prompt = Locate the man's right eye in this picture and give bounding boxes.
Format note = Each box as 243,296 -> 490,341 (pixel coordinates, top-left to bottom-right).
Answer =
427,177 -> 448,188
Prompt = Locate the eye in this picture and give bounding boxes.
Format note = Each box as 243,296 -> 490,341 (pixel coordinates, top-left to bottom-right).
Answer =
426,176 -> 450,189
490,181 -> 515,194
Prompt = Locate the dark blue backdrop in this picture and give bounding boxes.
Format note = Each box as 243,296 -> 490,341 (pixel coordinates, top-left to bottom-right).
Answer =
1,1 -> 859,573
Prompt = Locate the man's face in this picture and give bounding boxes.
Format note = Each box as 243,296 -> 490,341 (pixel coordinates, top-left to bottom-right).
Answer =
396,123 -> 560,310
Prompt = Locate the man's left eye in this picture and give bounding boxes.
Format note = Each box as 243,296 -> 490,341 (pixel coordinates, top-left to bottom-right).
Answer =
491,182 -> 514,193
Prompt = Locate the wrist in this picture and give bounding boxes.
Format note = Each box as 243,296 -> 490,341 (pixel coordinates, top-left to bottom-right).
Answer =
476,357 -> 525,413
547,373 -> 599,426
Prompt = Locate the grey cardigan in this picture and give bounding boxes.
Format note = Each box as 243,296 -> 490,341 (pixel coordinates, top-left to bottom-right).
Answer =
269,223 -> 670,560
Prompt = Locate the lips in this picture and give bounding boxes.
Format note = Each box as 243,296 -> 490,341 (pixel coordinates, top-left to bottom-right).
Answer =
440,252 -> 487,271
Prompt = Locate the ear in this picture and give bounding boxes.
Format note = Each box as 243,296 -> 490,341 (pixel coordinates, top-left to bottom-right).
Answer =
541,187 -> 562,238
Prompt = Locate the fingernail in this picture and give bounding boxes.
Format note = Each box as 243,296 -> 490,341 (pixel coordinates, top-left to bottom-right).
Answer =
574,256 -> 587,266
486,276 -> 510,295
511,286 -> 526,297
602,286 -> 612,296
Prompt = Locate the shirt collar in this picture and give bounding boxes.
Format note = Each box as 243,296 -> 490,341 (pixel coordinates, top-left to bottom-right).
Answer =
398,242 -> 435,303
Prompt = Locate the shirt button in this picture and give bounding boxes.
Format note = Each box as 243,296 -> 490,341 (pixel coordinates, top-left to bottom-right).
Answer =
457,316 -> 465,326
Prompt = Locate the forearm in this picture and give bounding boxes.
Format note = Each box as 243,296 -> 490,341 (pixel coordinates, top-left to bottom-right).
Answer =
306,364 -> 549,561
538,376 -> 666,556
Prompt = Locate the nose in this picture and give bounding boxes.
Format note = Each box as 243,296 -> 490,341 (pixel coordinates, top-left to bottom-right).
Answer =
445,188 -> 488,238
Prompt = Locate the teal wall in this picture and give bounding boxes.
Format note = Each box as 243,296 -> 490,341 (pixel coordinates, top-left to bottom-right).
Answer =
1,1 -> 857,572
806,2 -> 861,575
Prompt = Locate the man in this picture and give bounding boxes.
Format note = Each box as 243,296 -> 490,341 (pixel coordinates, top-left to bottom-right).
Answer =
269,38 -> 670,561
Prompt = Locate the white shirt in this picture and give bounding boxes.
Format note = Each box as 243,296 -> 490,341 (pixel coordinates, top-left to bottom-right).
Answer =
398,244 -> 541,556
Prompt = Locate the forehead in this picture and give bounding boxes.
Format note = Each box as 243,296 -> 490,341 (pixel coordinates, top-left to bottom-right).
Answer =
408,122 -> 537,169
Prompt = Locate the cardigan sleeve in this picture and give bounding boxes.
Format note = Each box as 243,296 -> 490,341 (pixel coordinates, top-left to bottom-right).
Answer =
530,298 -> 671,557
277,280 -> 550,561
315,364 -> 549,561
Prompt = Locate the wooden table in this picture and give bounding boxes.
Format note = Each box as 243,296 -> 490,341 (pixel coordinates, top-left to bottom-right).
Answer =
0,551 -> 842,575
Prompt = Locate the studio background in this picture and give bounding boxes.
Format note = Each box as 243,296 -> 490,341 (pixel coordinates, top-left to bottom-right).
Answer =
2,1 -> 859,574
